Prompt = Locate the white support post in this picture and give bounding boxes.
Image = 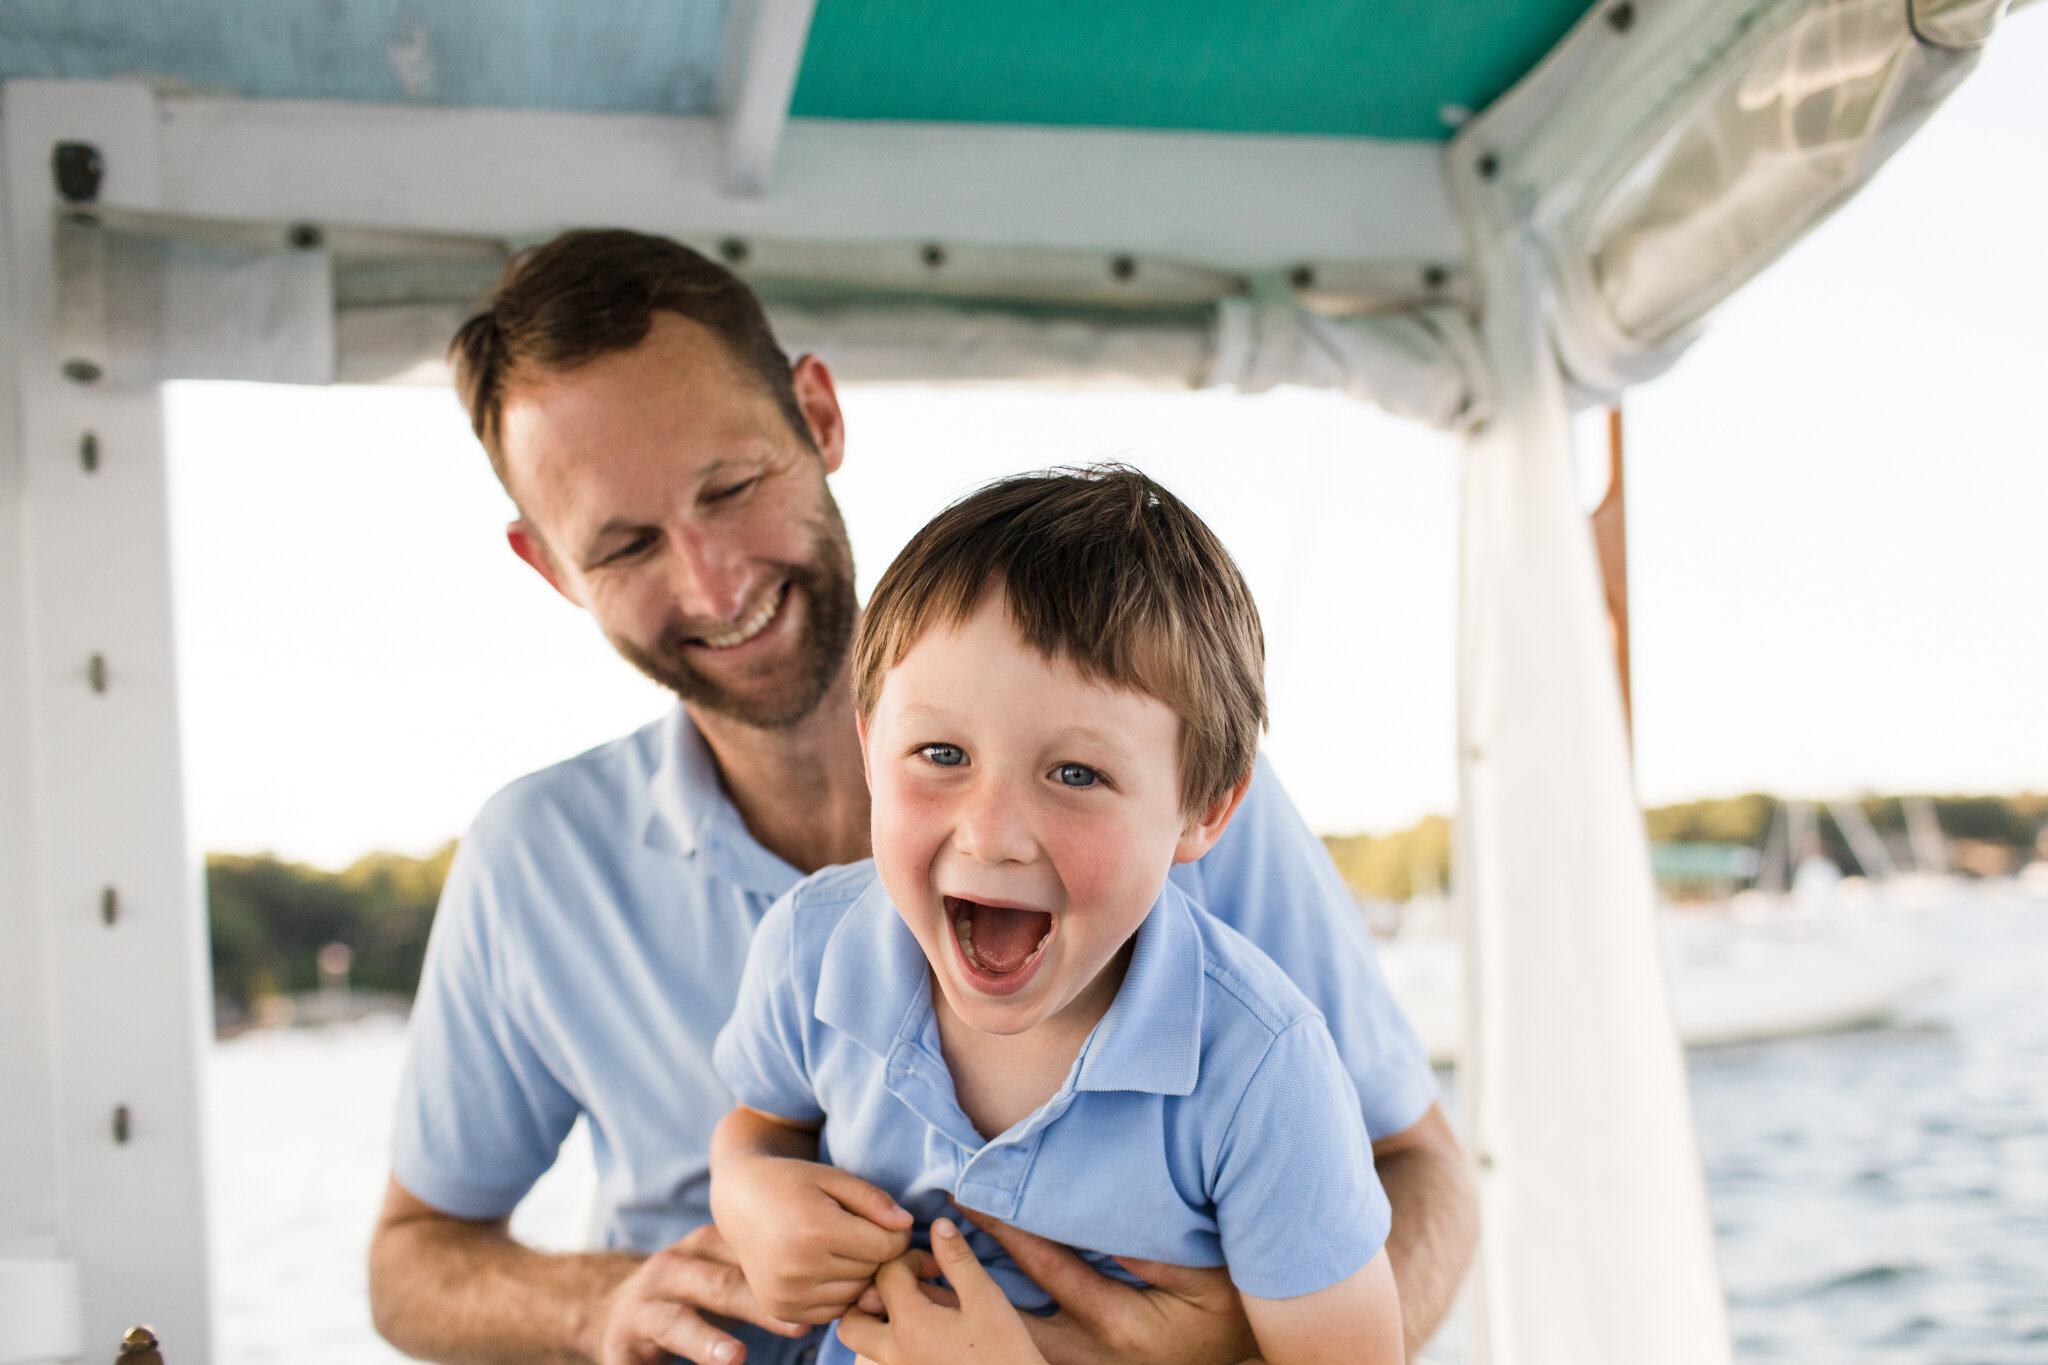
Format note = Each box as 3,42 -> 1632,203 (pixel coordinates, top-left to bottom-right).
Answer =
717,0 -> 820,196
0,81 -> 214,1364
1452,226 -> 1730,1365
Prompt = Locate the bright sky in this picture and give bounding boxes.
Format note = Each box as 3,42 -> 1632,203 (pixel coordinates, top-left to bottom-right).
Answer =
167,16 -> 2048,867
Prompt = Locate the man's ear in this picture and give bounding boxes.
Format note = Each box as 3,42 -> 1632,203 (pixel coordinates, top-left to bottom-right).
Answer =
791,353 -> 847,475
506,519 -> 582,606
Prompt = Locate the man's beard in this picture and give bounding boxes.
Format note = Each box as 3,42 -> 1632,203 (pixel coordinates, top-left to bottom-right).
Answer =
611,499 -> 857,731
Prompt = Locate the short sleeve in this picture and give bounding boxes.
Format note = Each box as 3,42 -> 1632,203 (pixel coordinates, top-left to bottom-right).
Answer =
1174,755 -> 1438,1139
391,836 -> 580,1219
712,892 -> 825,1123
1211,1018 -> 1391,1301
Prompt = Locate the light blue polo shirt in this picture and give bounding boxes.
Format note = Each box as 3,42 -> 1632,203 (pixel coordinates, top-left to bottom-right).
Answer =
391,708 -> 1431,1364
714,861 -> 1392,1325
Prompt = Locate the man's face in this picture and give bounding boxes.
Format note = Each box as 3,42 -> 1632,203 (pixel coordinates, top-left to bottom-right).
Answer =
497,313 -> 856,730
863,595 -> 1214,1039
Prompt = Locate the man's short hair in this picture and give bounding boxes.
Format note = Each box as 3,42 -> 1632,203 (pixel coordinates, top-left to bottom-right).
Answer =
448,229 -> 811,487
853,466 -> 1267,816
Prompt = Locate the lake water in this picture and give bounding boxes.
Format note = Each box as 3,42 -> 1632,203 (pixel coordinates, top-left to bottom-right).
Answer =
207,892 -> 2048,1365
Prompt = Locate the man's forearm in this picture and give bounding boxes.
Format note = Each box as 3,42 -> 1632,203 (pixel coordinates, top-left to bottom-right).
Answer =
1372,1106 -> 1480,1360
369,1177 -> 640,1365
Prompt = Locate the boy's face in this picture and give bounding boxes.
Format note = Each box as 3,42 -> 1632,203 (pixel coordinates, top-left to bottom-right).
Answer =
863,595 -> 1222,1039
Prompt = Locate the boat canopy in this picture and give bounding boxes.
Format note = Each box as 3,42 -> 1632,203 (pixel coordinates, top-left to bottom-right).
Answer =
0,0 -> 2018,406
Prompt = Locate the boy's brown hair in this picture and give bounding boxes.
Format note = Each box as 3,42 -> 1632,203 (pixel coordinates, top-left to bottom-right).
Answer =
448,229 -> 810,489
853,466 -> 1266,816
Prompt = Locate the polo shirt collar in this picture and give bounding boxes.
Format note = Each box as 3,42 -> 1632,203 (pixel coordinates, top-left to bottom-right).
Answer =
814,875 -> 1206,1098
643,706 -> 804,899
1073,883 -> 1204,1097
815,875 -> 934,1056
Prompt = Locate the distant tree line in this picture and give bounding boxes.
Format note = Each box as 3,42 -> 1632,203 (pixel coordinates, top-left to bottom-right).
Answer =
205,794 -> 2045,1019
1323,793 -> 2047,906
208,843 -> 454,1017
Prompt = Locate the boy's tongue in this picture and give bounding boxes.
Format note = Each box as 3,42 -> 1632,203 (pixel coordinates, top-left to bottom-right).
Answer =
952,897 -> 1052,975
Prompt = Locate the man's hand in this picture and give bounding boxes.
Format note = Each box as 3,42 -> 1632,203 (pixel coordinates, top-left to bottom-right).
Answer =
838,1219 -> 1048,1365
595,1223 -> 812,1365
368,1175 -> 807,1365
711,1143 -> 915,1325
960,1206 -> 1258,1365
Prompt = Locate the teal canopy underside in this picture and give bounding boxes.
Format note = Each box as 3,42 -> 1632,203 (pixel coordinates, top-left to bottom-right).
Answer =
794,0 -> 1594,140
0,0 -> 1595,141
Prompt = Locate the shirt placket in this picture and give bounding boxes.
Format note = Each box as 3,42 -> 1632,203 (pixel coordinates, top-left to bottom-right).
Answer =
881,1038 -> 1083,1223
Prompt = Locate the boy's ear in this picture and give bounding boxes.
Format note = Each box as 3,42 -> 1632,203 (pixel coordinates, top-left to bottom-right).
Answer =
1172,771 -> 1254,865
854,712 -> 873,790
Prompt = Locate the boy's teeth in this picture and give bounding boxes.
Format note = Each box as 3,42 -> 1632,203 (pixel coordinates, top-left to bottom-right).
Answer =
954,915 -> 981,967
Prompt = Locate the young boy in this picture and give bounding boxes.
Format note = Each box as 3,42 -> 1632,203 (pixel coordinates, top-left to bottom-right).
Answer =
710,467 -> 1403,1365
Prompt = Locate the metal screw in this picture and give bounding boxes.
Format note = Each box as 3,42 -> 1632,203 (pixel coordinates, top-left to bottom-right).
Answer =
1110,254 -> 1136,282
1423,265 -> 1450,291
1608,1 -> 1636,31
718,237 -> 749,265
1288,264 -> 1316,290
101,887 -> 119,926
63,359 -> 102,384
87,653 -> 108,693
52,141 -> 103,203
80,431 -> 100,473
920,243 -> 946,269
287,222 -> 323,250
120,1327 -> 159,1356
112,1105 -> 131,1145
1477,152 -> 1501,181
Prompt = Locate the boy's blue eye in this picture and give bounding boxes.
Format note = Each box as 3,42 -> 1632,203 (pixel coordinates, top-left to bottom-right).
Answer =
920,744 -> 966,767
1055,763 -> 1099,788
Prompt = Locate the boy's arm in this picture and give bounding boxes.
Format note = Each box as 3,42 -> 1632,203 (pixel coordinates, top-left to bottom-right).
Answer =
709,1106 -> 915,1325
1181,759 -> 1475,1352
1241,1249 -> 1403,1365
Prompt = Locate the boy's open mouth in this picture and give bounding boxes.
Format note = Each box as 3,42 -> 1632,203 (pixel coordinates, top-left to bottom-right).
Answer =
945,896 -> 1054,984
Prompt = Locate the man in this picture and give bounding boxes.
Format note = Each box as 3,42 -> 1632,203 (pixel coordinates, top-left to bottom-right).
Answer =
367,230 -> 1477,1365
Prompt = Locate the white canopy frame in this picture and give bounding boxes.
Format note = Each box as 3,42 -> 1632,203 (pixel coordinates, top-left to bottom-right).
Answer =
0,0 -> 2017,1348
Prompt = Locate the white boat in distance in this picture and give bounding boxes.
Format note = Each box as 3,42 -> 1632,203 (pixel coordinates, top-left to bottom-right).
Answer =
1382,857 -> 1952,1066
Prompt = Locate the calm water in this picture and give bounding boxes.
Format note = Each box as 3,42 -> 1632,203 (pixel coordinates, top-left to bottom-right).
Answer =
207,892 -> 2048,1365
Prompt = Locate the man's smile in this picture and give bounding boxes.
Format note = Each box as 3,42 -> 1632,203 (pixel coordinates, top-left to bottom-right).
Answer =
686,581 -> 790,650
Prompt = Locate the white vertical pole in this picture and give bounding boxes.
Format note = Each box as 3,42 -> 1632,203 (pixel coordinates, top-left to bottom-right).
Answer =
1453,227 -> 1730,1365
1,81 -> 214,1363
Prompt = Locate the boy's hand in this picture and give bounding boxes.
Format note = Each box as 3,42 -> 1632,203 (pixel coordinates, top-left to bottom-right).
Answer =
837,1218 -> 1048,1365
711,1150 -> 915,1325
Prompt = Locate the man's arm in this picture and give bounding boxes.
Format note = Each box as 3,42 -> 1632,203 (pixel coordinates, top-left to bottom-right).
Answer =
1371,1104 -> 1479,1358
369,1175 -> 800,1365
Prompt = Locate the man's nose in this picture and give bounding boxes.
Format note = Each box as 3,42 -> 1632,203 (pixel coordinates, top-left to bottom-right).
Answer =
661,524 -> 751,621
953,774 -> 1038,866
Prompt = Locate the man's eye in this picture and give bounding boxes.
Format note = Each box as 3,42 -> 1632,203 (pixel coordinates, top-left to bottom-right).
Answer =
1054,763 -> 1100,788
601,533 -> 658,565
705,476 -> 762,504
919,744 -> 966,767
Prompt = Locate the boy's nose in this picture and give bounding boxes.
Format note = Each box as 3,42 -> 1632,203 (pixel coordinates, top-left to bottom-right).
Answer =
953,777 -> 1037,866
